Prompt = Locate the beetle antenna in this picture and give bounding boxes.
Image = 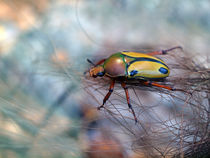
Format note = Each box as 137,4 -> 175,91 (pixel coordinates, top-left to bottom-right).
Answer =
83,59 -> 95,75
87,59 -> 96,66
163,46 -> 183,54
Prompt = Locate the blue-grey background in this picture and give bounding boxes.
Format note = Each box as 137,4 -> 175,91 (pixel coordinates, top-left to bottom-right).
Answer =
0,0 -> 209,157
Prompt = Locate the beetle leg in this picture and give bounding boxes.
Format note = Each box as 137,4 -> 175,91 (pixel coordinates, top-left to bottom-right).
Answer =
87,58 -> 106,66
142,81 -> 173,90
147,46 -> 183,56
142,81 -> 192,95
146,51 -> 163,56
121,82 -> 138,123
97,80 -> 115,110
95,59 -> 106,66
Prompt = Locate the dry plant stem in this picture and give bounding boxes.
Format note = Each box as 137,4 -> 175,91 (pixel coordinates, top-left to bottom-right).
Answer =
180,94 -> 191,158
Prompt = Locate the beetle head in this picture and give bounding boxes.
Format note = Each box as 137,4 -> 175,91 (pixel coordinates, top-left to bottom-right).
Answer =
89,65 -> 105,78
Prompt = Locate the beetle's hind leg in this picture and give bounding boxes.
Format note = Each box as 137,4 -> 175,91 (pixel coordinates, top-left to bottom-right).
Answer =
147,46 -> 183,56
121,82 -> 138,123
97,80 -> 115,110
142,81 -> 192,95
142,81 -> 173,90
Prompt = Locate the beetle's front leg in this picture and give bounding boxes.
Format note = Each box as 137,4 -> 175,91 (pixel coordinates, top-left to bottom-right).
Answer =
147,46 -> 182,56
95,59 -> 106,66
87,58 -> 106,67
97,80 -> 115,110
121,82 -> 138,123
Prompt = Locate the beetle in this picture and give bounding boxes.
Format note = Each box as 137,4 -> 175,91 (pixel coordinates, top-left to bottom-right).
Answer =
88,46 -> 182,123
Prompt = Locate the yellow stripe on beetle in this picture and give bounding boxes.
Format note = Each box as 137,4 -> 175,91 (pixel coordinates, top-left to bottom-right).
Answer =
122,52 -> 165,64
127,60 -> 170,79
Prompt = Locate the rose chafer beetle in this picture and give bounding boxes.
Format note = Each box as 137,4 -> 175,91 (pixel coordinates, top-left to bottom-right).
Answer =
88,46 -> 182,123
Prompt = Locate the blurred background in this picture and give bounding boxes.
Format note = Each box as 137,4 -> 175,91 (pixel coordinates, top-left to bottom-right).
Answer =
0,0 -> 209,158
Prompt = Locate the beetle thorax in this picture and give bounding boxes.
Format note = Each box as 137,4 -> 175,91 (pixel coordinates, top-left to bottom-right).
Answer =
103,53 -> 127,78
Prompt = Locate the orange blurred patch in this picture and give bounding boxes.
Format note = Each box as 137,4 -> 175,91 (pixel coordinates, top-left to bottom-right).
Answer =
0,1 -> 48,30
51,51 -> 70,66
86,137 -> 126,158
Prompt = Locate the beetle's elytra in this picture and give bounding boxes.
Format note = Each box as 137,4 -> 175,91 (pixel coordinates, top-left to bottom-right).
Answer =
103,51 -> 170,79
88,46 -> 182,123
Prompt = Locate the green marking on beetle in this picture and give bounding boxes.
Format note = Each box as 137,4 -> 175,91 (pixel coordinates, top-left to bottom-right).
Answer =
122,55 -> 128,76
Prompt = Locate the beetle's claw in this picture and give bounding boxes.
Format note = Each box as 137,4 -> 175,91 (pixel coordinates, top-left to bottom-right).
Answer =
135,118 -> 138,124
162,46 -> 183,54
97,105 -> 104,110
173,88 -> 192,95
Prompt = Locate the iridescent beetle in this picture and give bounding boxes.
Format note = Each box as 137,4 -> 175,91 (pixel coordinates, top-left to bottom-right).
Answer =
88,46 -> 182,123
